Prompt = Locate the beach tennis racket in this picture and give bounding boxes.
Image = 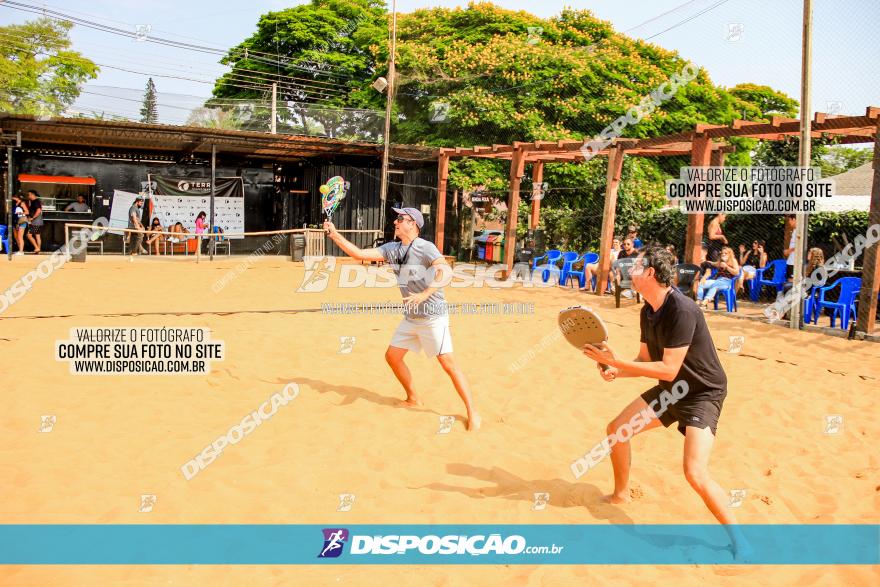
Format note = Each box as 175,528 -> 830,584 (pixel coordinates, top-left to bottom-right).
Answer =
558,305 -> 611,371
320,176 -> 349,221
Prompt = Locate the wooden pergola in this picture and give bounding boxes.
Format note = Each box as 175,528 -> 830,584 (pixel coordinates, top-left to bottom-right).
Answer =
435,106 -> 880,334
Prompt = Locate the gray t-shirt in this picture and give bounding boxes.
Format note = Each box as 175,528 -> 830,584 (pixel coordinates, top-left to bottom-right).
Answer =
128,204 -> 141,228
65,202 -> 90,213
378,237 -> 447,322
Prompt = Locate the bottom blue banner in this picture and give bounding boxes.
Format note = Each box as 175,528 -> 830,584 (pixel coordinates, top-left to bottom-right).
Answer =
0,524 -> 876,564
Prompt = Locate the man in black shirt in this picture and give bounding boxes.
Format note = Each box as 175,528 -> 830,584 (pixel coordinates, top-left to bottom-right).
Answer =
25,190 -> 44,253
582,246 -> 750,560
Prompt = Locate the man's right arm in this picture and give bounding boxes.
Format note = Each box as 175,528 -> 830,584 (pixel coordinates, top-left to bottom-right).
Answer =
324,221 -> 385,262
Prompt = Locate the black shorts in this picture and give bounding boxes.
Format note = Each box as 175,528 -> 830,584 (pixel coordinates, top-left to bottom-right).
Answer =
28,223 -> 42,235
640,385 -> 726,436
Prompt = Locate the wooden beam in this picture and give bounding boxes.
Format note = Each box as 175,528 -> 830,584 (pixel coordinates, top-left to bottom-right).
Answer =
530,161 -> 544,229
856,120 -> 880,334
596,146 -> 625,296
685,135 -> 713,264
435,153 -> 450,252
503,147 -> 526,279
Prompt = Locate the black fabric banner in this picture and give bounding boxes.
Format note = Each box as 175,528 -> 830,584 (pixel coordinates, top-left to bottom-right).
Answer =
151,176 -> 243,198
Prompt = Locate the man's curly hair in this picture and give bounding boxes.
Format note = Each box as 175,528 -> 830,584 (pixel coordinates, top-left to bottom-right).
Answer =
640,246 -> 676,287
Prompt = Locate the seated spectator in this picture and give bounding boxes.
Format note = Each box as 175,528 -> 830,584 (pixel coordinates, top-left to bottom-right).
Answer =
610,237 -> 621,262
698,246 -> 740,309
739,239 -> 766,291
168,222 -> 190,240
617,237 -> 638,260
145,217 -> 164,255
64,195 -> 91,213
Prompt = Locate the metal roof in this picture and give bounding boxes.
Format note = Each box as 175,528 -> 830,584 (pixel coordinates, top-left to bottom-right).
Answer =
0,114 -> 438,163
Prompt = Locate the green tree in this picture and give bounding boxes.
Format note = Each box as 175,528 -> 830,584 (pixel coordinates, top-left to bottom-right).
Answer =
0,18 -> 98,116
818,145 -> 872,177
140,77 -> 158,124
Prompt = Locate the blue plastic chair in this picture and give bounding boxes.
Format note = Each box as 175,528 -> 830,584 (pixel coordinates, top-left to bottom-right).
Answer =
558,252 -> 583,287
813,277 -> 861,329
750,259 -> 787,301
803,286 -> 821,324
712,269 -> 743,312
0,225 -> 8,254
560,252 -> 600,289
531,249 -> 562,283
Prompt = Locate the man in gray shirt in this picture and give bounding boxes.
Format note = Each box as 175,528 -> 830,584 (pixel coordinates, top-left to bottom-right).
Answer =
324,206 -> 480,431
128,197 -> 147,255
65,195 -> 91,213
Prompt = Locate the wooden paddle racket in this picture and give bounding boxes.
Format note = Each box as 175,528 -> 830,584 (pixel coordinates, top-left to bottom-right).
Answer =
558,305 -> 611,371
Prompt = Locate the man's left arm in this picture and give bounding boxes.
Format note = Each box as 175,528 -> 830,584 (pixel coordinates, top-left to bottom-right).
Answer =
607,345 -> 688,382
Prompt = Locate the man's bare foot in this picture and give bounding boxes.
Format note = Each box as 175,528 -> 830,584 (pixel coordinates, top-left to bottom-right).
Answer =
602,492 -> 631,504
466,413 -> 482,431
396,396 -> 423,407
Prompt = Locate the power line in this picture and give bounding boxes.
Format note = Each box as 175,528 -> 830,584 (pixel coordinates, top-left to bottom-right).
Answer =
623,0 -> 705,33
0,39 -> 345,104
643,0 -> 733,40
1,0 -> 365,81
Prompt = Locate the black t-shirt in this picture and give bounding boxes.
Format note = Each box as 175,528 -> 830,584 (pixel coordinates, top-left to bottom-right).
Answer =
640,288 -> 727,400
617,249 -> 638,259
29,198 -> 43,223
699,261 -> 714,277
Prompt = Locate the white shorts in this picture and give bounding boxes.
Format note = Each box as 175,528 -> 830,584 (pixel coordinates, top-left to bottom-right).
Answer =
390,317 -> 453,357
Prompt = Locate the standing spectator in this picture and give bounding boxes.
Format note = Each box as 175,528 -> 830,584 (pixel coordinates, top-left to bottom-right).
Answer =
25,189 -> 44,253
698,246 -> 739,309
128,197 -> 146,255
706,214 -> 728,262
666,245 -> 679,265
195,210 -> 208,253
783,214 -> 798,281
195,211 -> 207,235
627,226 -> 642,249
11,193 -> 29,255
64,195 -> 91,213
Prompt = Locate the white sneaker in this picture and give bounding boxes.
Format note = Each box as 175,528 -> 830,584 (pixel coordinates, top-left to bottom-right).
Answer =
14,251 -> 24,256
622,289 -> 634,299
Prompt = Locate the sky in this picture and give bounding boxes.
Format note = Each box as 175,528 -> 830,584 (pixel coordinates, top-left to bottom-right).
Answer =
1,0 -> 877,123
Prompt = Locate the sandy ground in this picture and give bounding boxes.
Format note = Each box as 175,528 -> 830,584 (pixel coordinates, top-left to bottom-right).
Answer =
0,255 -> 877,586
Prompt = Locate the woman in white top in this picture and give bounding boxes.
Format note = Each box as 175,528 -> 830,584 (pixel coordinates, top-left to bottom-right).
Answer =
11,193 -> 29,254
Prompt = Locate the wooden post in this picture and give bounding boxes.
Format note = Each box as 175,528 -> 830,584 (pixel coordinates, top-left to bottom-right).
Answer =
684,134 -> 712,264
503,146 -> 526,278
596,146 -> 625,296
435,153 -> 449,252
530,160 -> 544,229
856,121 -> 880,335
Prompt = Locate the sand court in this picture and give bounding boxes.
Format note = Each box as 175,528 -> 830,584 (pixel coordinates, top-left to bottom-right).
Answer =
0,255 -> 877,585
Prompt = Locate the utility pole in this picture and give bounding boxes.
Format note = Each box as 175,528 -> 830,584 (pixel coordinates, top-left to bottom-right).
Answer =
378,0 -> 398,230
791,0 -> 812,329
271,83 -> 277,135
